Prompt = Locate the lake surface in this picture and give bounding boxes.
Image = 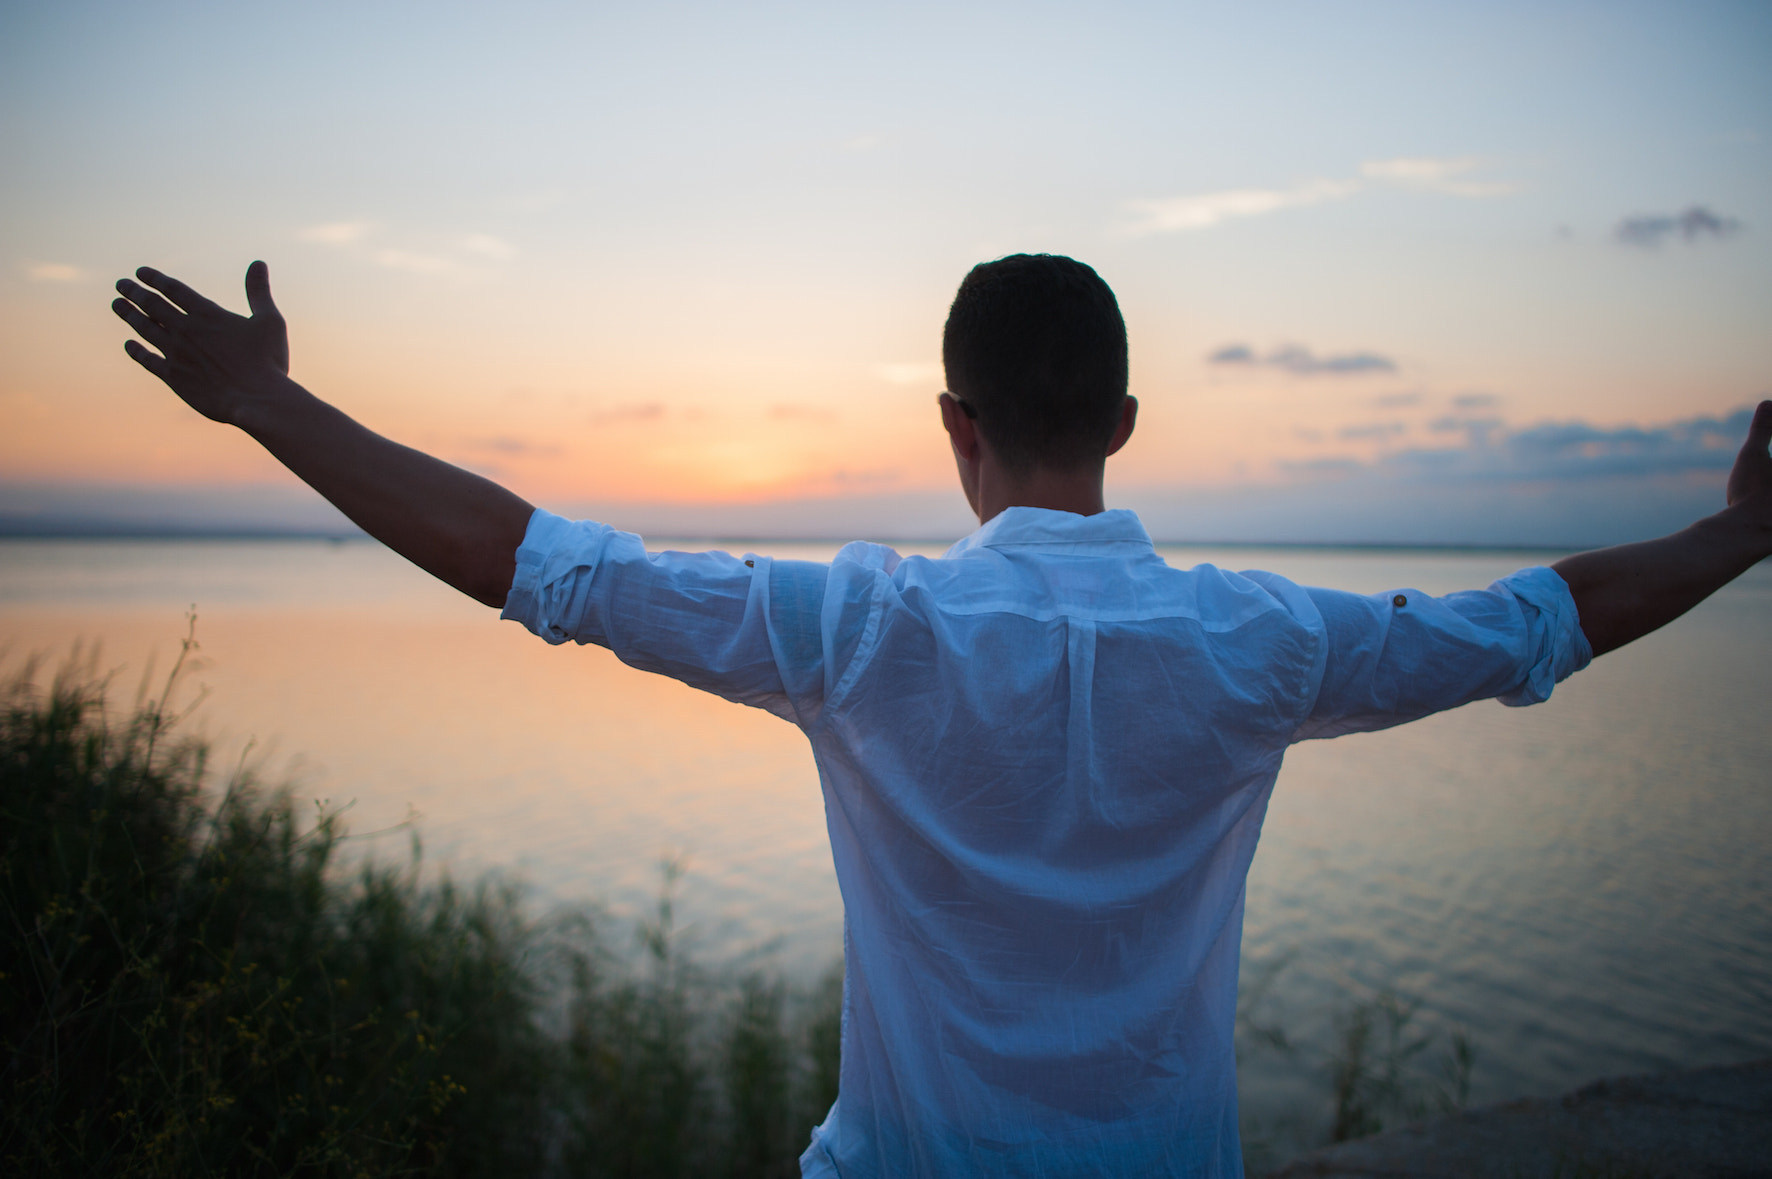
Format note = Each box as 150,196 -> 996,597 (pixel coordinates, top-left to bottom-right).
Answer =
3,536 -> 1769,1144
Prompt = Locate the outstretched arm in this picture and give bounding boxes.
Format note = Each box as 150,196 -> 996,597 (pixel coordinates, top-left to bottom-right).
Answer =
1552,400 -> 1772,657
113,262 -> 534,608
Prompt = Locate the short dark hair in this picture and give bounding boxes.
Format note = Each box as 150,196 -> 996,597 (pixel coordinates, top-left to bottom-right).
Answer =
941,254 -> 1129,473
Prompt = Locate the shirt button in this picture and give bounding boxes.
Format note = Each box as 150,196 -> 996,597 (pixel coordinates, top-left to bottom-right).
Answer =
745,559 -> 755,568
1392,594 -> 1407,608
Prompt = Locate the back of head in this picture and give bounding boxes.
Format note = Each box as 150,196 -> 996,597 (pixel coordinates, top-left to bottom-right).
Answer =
942,254 -> 1129,474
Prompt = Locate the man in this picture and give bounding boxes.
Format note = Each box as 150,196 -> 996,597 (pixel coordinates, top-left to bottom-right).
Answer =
113,255 -> 1772,1177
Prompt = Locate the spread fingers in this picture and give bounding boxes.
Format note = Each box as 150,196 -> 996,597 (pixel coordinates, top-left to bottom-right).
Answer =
113,296 -> 173,352
135,266 -> 222,317
115,278 -> 186,329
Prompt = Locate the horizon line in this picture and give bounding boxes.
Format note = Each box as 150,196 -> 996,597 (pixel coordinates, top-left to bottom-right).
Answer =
0,520 -> 1594,555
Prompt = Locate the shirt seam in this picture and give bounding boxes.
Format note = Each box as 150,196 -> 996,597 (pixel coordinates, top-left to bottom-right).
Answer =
811,569 -> 891,732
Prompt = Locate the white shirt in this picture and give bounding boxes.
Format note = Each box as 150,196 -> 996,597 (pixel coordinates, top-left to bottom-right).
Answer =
502,505 -> 1591,1178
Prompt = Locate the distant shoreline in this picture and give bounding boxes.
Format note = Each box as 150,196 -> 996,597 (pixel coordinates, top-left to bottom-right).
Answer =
0,524 -> 1592,555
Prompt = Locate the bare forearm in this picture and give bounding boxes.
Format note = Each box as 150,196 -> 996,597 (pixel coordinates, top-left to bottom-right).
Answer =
111,264 -> 535,605
238,375 -> 535,607
1552,505 -> 1772,657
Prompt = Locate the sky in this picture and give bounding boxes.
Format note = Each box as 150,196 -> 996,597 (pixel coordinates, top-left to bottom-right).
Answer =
2,0 -> 1769,544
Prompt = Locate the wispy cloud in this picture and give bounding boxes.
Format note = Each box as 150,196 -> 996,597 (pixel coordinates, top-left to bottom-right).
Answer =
1614,205 -> 1744,248
1428,415 -> 1504,445
300,220 -> 373,245
1126,178 -> 1359,234
301,222 -> 513,269
1372,391 -> 1421,408
462,234 -> 515,260
1451,392 -> 1500,410
464,435 -> 563,457
1208,343 -> 1397,376
872,362 -> 943,386
25,262 -> 83,282
822,466 -> 900,488
1125,156 -> 1512,236
1338,422 -> 1407,441
372,249 -> 461,276
1359,156 -> 1515,197
1338,407 -> 1752,483
1280,457 -> 1365,480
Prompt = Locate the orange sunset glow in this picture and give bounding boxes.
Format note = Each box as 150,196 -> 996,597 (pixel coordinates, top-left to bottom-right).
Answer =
2,4 -> 1768,544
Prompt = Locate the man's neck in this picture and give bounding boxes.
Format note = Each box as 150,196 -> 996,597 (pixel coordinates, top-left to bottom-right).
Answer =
942,392 -> 1136,526
973,463 -> 1109,525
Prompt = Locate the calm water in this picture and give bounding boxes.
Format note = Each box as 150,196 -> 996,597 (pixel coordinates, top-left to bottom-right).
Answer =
3,537 -> 1769,1135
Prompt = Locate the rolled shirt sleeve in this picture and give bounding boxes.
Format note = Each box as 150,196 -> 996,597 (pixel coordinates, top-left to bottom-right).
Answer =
498,508 -> 828,726
1293,565 -> 1593,742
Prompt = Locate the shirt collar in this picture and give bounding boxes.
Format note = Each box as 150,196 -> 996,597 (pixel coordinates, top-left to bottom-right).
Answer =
944,506 -> 1154,558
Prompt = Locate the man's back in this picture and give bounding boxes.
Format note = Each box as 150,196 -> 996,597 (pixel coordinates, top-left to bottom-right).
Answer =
803,507 -> 1310,1174
504,503 -> 1589,1177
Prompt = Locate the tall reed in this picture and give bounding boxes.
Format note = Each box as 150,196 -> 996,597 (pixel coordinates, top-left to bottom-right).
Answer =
0,645 -> 839,1177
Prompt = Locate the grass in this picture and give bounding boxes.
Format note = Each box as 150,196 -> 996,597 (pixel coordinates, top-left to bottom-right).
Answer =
1,636 -> 839,1177
1235,944 -> 1478,1168
2,631 -> 1472,1175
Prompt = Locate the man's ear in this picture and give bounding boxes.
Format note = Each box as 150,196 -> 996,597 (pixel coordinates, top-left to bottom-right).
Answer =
1105,395 -> 1138,457
939,392 -> 980,461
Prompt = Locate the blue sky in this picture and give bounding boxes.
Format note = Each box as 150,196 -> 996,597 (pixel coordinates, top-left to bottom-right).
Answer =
2,1 -> 1768,543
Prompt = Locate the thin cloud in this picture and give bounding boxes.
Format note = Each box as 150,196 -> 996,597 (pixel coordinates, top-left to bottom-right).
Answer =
1428,415 -> 1504,445
304,222 -> 513,269
1396,407 -> 1749,482
1269,346 -> 1395,376
1126,156 -> 1512,236
1339,422 -> 1407,441
1615,206 -> 1744,248
1278,408 -> 1747,490
462,234 -> 515,260
1126,178 -> 1359,235
873,362 -> 943,386
372,249 -> 460,276
25,262 -> 83,282
300,220 -> 373,245
1208,343 -> 1397,376
1372,392 -> 1422,408
1360,157 -> 1515,197
1451,392 -> 1500,410
1280,457 -> 1365,480
465,435 -> 563,458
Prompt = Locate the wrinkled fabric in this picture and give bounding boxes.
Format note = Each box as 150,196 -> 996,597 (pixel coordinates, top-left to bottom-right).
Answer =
502,506 -> 1592,1178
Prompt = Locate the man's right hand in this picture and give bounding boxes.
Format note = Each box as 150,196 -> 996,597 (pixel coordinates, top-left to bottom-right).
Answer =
113,261 -> 291,428
112,260 -> 535,608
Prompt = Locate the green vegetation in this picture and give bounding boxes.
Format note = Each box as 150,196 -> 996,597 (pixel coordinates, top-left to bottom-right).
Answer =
1,635 -> 1472,1176
1325,990 -> 1473,1143
0,641 -> 839,1177
1237,953 -> 1478,1171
